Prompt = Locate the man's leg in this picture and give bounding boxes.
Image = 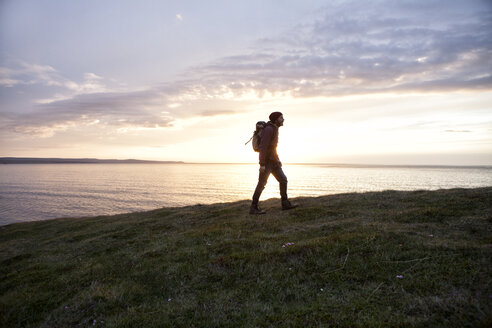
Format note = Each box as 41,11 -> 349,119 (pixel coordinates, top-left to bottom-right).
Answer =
271,165 -> 288,200
272,165 -> 299,210
250,166 -> 271,214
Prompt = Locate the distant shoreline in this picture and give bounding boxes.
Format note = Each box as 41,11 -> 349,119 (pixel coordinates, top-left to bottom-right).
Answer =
0,157 -> 490,168
0,157 -> 184,164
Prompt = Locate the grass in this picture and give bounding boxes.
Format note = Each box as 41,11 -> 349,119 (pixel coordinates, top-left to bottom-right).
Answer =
1,187 -> 491,327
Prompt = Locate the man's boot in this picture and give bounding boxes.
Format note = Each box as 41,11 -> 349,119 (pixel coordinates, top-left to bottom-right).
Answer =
250,204 -> 266,215
282,199 -> 299,211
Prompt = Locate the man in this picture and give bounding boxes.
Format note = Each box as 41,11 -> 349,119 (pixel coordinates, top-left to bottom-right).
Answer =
250,111 -> 299,214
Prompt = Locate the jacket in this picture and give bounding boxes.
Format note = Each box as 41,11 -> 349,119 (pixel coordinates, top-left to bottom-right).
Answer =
258,122 -> 280,166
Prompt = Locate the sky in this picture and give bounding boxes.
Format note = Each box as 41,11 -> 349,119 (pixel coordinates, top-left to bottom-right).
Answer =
1,0 -> 491,165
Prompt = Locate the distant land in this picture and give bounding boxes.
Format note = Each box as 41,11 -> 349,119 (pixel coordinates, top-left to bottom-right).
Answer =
1,157 -> 491,168
0,157 -> 184,164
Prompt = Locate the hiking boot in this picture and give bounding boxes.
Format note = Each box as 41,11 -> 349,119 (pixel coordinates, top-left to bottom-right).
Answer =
282,199 -> 299,211
249,204 -> 266,215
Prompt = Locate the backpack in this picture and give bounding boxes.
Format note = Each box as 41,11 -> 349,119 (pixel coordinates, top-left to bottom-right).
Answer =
245,121 -> 267,152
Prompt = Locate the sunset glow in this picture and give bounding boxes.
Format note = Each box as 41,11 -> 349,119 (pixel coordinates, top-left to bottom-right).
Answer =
1,0 -> 491,165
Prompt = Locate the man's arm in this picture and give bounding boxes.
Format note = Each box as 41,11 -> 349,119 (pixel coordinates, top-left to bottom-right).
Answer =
259,125 -> 273,166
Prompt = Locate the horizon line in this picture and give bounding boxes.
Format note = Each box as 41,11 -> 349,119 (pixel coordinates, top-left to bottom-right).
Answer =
1,157 -> 491,168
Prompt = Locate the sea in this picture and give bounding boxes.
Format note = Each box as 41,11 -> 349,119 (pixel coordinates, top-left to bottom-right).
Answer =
0,163 -> 491,225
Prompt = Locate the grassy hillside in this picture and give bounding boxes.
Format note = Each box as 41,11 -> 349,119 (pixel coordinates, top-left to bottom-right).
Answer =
1,188 -> 491,327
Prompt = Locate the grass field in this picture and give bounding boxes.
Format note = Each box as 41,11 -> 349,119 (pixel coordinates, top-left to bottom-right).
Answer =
1,188 -> 491,327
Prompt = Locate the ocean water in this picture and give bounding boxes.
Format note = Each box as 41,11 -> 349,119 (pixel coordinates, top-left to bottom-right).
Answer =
0,163 -> 491,225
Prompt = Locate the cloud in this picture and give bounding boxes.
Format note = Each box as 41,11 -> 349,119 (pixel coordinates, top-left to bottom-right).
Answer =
0,61 -> 109,96
0,67 -> 21,87
2,0 -> 491,138
0,62 -> 59,87
5,89 -> 173,137
445,130 -> 472,133
84,73 -> 103,80
0,80 -> 245,137
200,109 -> 237,117
190,0 -> 492,97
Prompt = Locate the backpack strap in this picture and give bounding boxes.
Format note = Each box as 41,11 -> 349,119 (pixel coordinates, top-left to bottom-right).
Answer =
245,135 -> 254,145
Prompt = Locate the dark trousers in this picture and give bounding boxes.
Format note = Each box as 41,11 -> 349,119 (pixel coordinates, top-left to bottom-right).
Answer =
252,163 -> 288,205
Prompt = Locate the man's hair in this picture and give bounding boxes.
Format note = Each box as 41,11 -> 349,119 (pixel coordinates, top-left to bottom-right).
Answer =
269,111 -> 283,122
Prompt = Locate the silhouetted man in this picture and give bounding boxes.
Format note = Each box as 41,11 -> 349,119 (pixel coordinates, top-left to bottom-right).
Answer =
250,112 -> 299,214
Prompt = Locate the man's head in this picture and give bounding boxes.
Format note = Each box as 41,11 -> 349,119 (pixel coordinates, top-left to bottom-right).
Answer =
269,111 -> 284,127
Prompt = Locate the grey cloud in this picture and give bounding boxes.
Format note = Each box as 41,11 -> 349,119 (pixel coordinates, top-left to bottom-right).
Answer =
0,62 -> 64,88
3,89 -> 174,136
3,0 -> 491,137
200,110 -> 237,117
1,82 -> 244,136
388,75 -> 492,94
193,0 -> 492,97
